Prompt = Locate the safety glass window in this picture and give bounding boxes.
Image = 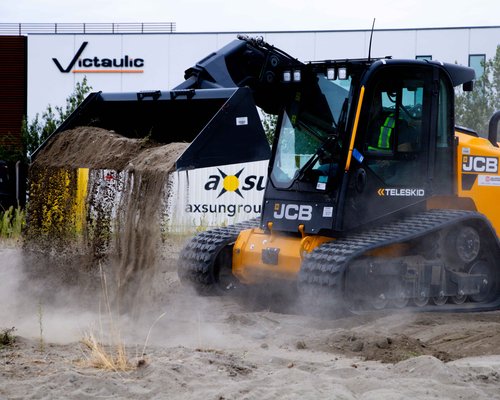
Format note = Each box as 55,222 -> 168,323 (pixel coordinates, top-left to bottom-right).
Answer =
364,71 -> 427,186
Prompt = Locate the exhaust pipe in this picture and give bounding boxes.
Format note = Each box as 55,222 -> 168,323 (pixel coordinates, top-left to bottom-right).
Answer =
488,110 -> 500,147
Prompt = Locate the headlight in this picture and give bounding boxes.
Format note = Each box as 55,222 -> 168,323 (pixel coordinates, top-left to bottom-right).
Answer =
293,70 -> 301,82
338,67 -> 348,80
326,68 -> 336,80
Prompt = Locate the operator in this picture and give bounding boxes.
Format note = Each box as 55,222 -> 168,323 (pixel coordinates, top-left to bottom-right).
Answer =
374,113 -> 396,150
366,91 -> 394,152
366,103 -> 420,185
369,110 -> 417,153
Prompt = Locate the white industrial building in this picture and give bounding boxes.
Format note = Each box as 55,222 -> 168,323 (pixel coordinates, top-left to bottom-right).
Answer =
25,24 -> 500,118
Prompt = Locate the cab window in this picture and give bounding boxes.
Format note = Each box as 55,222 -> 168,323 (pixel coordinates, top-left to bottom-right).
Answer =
363,69 -> 428,186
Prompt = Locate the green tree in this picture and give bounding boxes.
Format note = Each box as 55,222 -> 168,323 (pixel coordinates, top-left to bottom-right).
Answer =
0,132 -> 25,162
455,46 -> 500,136
22,77 -> 92,158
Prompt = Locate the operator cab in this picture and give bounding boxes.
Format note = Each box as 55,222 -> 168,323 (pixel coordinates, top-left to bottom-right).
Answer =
270,69 -> 351,191
261,58 -> 475,236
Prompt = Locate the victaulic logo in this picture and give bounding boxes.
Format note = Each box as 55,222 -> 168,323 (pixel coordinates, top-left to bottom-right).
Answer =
52,42 -> 145,74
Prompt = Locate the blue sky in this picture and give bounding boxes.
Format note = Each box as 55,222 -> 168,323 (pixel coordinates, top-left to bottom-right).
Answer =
2,0 -> 499,32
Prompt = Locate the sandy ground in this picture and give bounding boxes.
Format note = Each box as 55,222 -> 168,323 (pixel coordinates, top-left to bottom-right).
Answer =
2,244 -> 500,400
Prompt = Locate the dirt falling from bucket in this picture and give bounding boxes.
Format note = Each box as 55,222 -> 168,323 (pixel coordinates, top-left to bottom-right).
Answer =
112,145 -> 189,311
26,127 -> 189,311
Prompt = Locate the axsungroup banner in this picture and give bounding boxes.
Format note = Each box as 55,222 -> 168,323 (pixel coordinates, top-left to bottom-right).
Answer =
167,160 -> 268,230
73,160 -> 267,235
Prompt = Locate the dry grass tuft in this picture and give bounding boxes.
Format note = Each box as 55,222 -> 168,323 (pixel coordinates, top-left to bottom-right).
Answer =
78,263 -> 166,372
80,331 -> 134,372
78,264 -> 137,372
78,264 -> 161,372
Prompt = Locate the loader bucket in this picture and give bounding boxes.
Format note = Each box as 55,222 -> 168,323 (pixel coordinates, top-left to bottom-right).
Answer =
32,86 -> 271,168
26,85 -> 271,271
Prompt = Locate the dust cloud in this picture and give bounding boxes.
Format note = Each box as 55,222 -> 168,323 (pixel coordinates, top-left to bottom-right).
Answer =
3,126 -> 283,350
0,243 -> 273,350
10,126 -> 208,343
25,127 -> 188,305
0,247 -> 98,343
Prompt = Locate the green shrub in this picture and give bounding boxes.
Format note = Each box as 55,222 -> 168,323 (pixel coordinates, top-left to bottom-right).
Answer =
0,327 -> 16,348
0,206 -> 26,239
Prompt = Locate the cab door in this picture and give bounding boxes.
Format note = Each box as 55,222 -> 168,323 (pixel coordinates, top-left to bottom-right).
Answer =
342,64 -> 436,230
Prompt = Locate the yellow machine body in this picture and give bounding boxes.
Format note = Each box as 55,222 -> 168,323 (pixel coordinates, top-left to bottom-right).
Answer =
456,131 -> 500,237
232,227 -> 332,284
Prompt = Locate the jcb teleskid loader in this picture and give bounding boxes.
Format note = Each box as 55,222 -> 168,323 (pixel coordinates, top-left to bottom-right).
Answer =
178,36 -> 500,312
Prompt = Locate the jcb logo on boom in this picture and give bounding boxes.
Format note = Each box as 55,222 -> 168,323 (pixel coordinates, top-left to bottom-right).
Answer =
273,203 -> 313,221
462,156 -> 498,173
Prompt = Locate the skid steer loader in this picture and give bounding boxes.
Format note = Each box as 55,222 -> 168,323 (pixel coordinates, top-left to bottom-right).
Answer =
178,36 -> 500,313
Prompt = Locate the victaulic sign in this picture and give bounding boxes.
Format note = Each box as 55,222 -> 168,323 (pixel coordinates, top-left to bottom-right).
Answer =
52,42 -> 145,73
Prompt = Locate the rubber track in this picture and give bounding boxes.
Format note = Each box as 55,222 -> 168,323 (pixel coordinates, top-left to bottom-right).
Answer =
298,209 -> 500,313
178,218 -> 259,292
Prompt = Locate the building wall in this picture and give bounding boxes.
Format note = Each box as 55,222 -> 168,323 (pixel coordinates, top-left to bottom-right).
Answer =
0,35 -> 26,151
26,26 -> 500,119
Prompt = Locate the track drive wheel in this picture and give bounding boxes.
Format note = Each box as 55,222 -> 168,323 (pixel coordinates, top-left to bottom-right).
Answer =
468,260 -> 496,303
370,293 -> 389,310
413,292 -> 429,307
210,246 -> 239,295
450,293 -> 467,304
391,296 -> 409,309
432,292 -> 448,306
445,225 -> 481,264
391,285 -> 409,308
